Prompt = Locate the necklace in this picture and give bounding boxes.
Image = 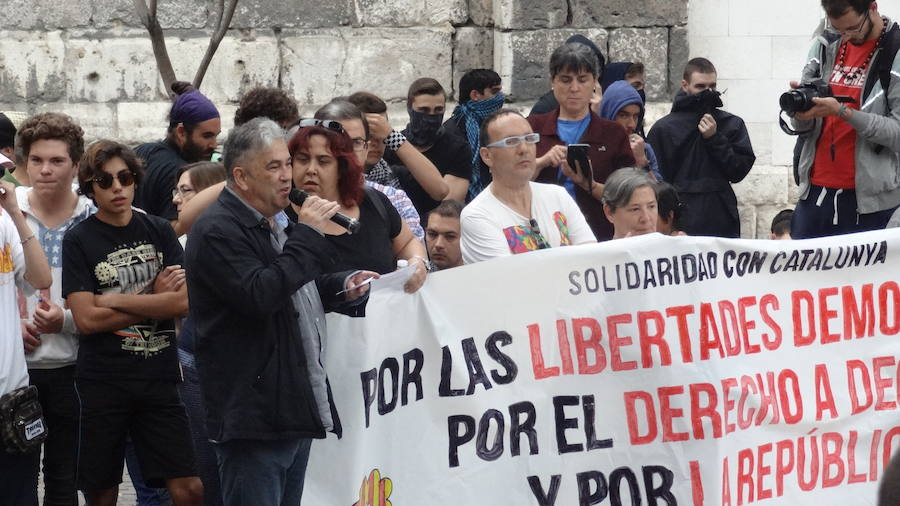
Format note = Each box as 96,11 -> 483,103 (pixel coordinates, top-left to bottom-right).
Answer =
837,16 -> 888,82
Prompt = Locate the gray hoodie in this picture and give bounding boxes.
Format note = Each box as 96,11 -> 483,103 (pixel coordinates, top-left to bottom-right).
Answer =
794,17 -> 900,214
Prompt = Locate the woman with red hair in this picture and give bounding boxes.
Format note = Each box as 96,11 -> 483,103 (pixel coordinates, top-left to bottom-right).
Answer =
288,121 -> 427,292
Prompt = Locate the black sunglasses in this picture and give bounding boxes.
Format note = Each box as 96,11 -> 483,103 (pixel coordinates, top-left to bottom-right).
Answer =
294,118 -> 345,134
92,169 -> 136,190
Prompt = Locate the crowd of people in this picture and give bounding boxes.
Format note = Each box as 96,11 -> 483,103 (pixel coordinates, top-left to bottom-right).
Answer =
0,0 -> 898,504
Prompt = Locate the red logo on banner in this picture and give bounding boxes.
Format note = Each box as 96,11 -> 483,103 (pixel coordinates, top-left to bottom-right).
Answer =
353,469 -> 393,506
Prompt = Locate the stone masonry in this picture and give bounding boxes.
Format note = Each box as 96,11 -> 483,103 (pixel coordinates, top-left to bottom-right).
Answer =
0,0 -> 688,136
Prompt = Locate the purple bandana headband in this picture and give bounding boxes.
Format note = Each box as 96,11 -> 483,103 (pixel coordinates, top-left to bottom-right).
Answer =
169,89 -> 220,127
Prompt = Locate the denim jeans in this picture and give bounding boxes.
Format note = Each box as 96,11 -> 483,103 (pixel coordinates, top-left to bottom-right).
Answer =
213,438 -> 312,506
28,366 -> 79,506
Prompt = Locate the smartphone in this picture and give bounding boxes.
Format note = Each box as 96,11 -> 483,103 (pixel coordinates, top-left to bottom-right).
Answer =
566,144 -> 591,180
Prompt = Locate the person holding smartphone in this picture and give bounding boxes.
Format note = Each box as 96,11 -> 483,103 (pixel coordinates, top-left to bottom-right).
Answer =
528,42 -> 635,242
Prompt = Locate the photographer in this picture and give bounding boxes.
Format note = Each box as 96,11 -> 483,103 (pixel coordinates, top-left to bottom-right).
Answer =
789,0 -> 900,238
647,58 -> 755,238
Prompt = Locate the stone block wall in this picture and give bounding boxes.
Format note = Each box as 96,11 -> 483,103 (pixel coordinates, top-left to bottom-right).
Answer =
0,0 -> 689,143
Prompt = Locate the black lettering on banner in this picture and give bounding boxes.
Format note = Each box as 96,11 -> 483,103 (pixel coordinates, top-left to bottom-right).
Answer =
360,368 -> 377,428
377,358 -> 399,416
609,467 -> 641,505
528,475 -> 562,506
577,470 -> 609,505
401,348 -> 424,405
476,409 -> 505,461
486,331 -> 518,385
462,337 -> 493,395
554,395 -> 583,454
583,395 -> 614,451
447,415 -> 475,468
570,270 -> 583,295
439,345 -> 465,397
642,465 -> 677,505
509,401 -> 538,457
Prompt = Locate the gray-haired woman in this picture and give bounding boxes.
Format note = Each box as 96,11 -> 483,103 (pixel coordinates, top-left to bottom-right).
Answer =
601,167 -> 658,239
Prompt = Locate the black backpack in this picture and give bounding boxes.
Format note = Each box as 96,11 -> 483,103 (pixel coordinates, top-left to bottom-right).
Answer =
792,23 -> 900,184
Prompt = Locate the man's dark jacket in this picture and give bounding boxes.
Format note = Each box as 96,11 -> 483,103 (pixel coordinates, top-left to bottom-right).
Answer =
185,189 -> 354,442
135,139 -> 186,221
647,91 -> 755,238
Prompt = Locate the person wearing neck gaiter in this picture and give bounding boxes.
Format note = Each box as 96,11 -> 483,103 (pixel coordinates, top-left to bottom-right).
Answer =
385,78 -> 474,216
444,69 -> 505,202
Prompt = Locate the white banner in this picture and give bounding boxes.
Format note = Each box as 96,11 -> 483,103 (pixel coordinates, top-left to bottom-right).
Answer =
302,230 -> 900,506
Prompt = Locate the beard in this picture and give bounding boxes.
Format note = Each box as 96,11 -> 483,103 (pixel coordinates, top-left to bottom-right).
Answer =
180,137 -> 213,163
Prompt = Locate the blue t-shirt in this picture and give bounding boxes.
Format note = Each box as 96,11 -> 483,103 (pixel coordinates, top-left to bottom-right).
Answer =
556,114 -> 591,198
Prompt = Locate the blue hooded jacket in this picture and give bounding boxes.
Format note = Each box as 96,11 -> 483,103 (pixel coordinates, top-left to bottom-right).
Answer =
598,80 -> 661,180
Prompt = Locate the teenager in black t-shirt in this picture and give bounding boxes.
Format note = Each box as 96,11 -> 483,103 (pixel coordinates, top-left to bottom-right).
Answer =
62,140 -> 202,505
384,78 -> 472,217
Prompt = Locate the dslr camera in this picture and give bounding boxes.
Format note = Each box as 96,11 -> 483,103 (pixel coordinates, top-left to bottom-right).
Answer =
779,79 -> 854,115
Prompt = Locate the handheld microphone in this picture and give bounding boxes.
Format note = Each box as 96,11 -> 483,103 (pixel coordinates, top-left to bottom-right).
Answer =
289,188 -> 361,234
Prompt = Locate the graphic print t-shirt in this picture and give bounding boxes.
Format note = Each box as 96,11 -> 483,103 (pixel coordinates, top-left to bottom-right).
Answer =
811,38 -> 878,189
62,212 -> 183,380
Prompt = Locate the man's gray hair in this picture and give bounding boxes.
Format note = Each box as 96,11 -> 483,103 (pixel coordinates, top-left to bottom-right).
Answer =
222,117 -> 284,182
549,42 -> 599,78
315,99 -> 369,139
600,167 -> 657,211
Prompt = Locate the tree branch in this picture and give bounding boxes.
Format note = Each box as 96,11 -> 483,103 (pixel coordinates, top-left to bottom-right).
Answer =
193,0 -> 239,89
133,0 -> 178,98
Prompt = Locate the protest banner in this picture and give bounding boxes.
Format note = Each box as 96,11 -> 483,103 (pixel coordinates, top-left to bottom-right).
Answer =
302,229 -> 900,505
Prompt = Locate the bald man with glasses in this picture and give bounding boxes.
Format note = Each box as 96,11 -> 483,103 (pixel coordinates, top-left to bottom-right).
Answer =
460,109 -> 596,264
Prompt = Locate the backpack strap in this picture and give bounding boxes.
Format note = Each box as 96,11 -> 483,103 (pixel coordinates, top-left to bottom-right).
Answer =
866,21 -> 900,154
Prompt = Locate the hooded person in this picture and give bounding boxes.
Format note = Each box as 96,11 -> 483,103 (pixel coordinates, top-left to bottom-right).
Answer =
135,81 -> 221,222
530,34 -> 606,117
599,80 -> 661,180
383,78 -> 473,215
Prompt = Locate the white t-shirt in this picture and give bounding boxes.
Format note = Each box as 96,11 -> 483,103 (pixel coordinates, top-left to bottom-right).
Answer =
0,208 -> 34,396
461,181 -> 596,264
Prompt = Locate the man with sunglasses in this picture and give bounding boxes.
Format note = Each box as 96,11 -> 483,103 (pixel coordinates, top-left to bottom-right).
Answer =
461,110 -> 595,264
62,140 -> 202,505
789,0 -> 900,238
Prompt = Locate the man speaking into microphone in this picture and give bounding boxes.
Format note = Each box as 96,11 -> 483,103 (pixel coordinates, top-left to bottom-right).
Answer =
185,118 -> 375,505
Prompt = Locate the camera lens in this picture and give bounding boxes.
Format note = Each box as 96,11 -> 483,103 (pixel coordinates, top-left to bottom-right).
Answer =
780,90 -> 808,114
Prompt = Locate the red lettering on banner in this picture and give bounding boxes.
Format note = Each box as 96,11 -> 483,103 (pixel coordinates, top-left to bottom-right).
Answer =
759,294 -> 783,350
879,282 -> 900,335
558,319 -> 574,375
624,391 -> 657,445
719,301 -> 742,357
756,442 -> 773,500
873,356 -> 897,411
689,460 -> 704,506
792,290 -> 816,346
528,323 -> 559,379
737,376 -> 757,430
813,364 -> 838,421
737,296 -> 762,355
607,313 -> 637,371
843,284 -> 875,338
778,370 -> 803,424
755,372 -> 781,425
847,430 -> 868,484
883,427 -> 900,471
659,386 -> 688,442
775,438 -> 794,497
573,318 -> 605,374
847,360 -> 874,415
638,310 -> 671,368
689,383 -> 722,439
666,305 -> 695,363
822,432 -> 845,487
722,378 -> 738,434
700,303 -> 726,360
721,457 -> 732,506
818,287 -> 841,344
736,448 -> 754,505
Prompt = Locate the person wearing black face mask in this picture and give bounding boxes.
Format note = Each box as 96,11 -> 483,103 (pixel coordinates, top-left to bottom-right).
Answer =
385,78 -> 473,217
647,58 -> 756,238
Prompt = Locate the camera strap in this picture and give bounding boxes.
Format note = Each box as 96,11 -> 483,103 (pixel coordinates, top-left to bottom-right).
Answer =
779,111 -> 812,136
